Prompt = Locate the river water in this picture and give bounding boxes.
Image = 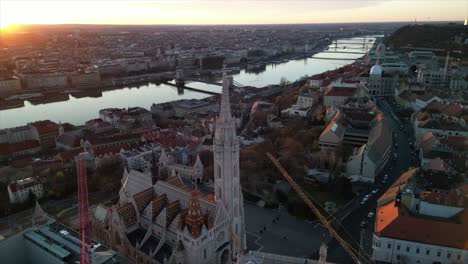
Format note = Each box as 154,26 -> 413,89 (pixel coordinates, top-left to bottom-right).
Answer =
0,36 -> 379,129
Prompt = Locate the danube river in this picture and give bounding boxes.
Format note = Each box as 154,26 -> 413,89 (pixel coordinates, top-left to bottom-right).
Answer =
0,36 -> 378,129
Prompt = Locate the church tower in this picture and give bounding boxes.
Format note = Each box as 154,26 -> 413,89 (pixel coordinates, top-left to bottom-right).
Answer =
214,71 -> 247,251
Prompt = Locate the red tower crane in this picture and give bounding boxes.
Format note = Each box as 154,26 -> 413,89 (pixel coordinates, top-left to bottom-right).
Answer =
77,153 -> 91,264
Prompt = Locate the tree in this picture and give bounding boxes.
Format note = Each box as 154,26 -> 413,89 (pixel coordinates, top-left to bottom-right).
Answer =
279,77 -> 291,86
274,96 -> 285,111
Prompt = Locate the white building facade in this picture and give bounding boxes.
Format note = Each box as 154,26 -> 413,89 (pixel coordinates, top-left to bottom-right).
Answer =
8,177 -> 46,204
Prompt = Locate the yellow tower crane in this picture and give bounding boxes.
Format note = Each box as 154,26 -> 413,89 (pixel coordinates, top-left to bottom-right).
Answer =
266,152 -> 372,264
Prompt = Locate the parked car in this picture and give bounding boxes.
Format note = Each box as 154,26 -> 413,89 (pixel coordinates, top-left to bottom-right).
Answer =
360,220 -> 368,228
368,212 -> 375,218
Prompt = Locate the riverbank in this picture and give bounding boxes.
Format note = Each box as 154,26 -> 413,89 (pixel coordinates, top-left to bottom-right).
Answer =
0,35 -> 378,128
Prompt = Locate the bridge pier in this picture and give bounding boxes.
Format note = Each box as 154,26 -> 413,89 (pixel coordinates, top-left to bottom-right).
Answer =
177,86 -> 184,95
175,69 -> 185,87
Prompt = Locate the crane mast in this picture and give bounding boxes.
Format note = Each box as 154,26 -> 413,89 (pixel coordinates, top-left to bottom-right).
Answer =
77,153 -> 91,264
266,152 -> 367,264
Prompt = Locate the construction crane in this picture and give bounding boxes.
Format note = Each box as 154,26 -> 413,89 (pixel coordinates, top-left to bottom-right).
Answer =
77,153 -> 92,264
266,152 -> 370,264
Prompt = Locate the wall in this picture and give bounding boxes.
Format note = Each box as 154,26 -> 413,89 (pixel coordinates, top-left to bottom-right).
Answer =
419,201 -> 463,219
0,78 -> 22,93
372,234 -> 466,264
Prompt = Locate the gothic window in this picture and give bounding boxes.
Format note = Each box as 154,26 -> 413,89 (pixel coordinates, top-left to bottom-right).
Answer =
217,165 -> 222,179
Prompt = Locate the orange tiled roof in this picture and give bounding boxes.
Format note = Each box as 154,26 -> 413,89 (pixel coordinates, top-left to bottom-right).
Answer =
378,168 -> 418,205
117,203 -> 137,227
375,202 -> 468,249
133,187 -> 153,213
151,194 -> 167,221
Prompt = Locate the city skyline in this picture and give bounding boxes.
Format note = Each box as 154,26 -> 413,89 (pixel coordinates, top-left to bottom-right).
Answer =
1,0 -> 466,30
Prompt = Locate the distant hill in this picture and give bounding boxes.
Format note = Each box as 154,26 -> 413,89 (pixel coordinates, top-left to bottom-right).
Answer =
384,24 -> 468,59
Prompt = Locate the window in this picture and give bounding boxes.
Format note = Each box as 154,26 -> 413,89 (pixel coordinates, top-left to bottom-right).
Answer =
387,243 -> 391,249
457,255 -> 461,261
416,248 -> 420,254
426,249 -> 430,255
406,246 -> 410,252
397,245 -> 400,251
447,253 -> 451,259
437,252 -> 441,257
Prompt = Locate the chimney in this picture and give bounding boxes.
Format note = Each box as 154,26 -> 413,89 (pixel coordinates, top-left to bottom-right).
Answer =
395,188 -> 402,207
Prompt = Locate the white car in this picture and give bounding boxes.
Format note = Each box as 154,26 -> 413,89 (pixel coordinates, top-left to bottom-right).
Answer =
371,188 -> 379,194
368,212 -> 375,218
361,196 -> 369,204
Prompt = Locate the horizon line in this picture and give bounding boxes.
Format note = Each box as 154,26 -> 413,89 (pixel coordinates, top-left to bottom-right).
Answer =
2,20 -> 463,28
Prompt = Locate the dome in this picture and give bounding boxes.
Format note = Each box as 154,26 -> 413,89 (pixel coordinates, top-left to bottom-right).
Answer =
370,64 -> 382,75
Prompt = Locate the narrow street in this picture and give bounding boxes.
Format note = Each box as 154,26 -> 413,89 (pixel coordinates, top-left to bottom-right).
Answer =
326,97 -> 413,263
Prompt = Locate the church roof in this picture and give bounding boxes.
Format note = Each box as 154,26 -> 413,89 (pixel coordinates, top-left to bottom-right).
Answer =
185,191 -> 204,238
117,203 -> 137,227
133,187 -> 154,213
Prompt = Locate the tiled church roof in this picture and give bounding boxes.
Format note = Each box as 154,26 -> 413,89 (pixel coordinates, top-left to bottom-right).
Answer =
117,203 -> 137,227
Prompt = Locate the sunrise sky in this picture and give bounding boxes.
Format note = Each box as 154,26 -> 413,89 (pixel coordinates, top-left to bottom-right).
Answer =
0,0 -> 466,28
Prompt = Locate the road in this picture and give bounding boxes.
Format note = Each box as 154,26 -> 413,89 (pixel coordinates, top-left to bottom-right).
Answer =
326,97 -> 414,263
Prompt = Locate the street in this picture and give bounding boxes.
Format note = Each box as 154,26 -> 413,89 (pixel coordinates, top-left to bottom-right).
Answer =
326,97 -> 413,263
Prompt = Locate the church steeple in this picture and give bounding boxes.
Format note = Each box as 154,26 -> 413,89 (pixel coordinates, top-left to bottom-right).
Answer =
213,70 -> 246,251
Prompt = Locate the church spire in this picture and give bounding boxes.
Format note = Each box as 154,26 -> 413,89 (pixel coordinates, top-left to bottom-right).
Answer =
213,69 -> 246,251
220,67 -> 233,123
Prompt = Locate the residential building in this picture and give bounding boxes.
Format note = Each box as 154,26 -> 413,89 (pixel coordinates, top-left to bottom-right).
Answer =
0,219 -> 127,264
346,119 -> 392,182
30,120 -> 60,149
120,143 -> 161,173
323,81 -> 363,107
173,99 -> 216,118
319,111 -> 345,151
0,125 -> 35,144
0,76 -> 22,93
307,77 -> 324,88
19,72 -> 68,90
381,62 -> 409,75
7,177 -> 46,203
417,68 -> 445,88
0,140 -> 41,161
70,70 -> 101,87
413,102 -> 468,138
408,51 -> 438,70
151,102 -> 175,118
372,170 -> 468,264
281,90 -> 319,117
85,118 -> 114,133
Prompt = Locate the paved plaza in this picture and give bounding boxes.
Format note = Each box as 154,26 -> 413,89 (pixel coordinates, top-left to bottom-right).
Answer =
244,203 -> 327,259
